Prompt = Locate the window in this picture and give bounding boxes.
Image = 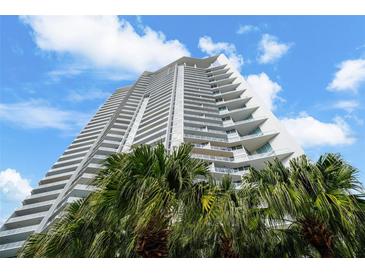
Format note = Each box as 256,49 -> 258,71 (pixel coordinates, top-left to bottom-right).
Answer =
226,129 -> 236,134
249,127 -> 262,135
215,98 -> 223,103
222,116 -> 231,121
244,114 -> 253,120
211,84 -> 218,88
218,106 -> 227,111
231,145 -> 243,151
255,143 -> 273,154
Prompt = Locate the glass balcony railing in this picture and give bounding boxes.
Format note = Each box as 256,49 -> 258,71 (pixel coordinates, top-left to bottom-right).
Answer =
213,89 -> 244,97
234,149 -> 291,162
228,130 -> 277,142
193,144 -> 232,152
223,115 -> 267,127
185,130 -> 276,144
192,149 -> 290,164
216,96 -> 250,105
211,82 -> 238,91
184,103 -> 217,111
184,134 -> 226,142
211,167 -> 248,175
185,126 -> 225,135
185,119 -> 222,127
184,114 -> 222,121
185,108 -> 218,116
246,148 -> 290,161
210,145 -> 232,151
192,154 -> 234,162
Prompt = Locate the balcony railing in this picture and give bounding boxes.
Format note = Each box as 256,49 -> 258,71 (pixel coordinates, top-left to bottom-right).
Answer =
216,96 -> 250,105
0,240 -> 25,251
223,115 -> 267,127
191,149 -> 291,165
213,89 -> 244,97
185,108 -> 218,116
185,126 -> 225,135
192,154 -> 234,162
233,149 -> 291,162
184,114 -> 222,121
0,225 -> 38,237
184,119 -> 222,127
193,144 -> 232,152
185,130 -> 276,144
246,148 -> 291,161
184,103 -> 217,111
228,130 -> 277,142
184,134 -> 226,142
211,167 -> 248,175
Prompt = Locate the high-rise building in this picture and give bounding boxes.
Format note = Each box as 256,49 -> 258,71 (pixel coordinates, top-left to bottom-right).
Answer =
0,54 -> 304,257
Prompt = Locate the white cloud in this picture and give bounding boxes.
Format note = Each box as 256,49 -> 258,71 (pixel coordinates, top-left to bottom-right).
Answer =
327,59 -> 365,92
246,73 -> 282,111
48,67 -> 84,80
332,100 -> 359,113
281,113 -> 355,148
237,25 -> 259,34
20,16 -> 190,78
258,34 -> 292,64
0,169 -> 32,202
66,90 -> 111,102
0,100 -> 90,132
198,36 -> 244,71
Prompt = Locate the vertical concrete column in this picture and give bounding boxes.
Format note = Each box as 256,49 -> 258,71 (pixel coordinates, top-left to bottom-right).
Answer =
121,95 -> 149,152
170,65 -> 185,150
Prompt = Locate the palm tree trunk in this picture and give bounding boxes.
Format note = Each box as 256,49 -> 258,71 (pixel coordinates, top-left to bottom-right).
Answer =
135,217 -> 170,258
219,236 -> 239,258
135,228 -> 169,258
301,218 -> 334,258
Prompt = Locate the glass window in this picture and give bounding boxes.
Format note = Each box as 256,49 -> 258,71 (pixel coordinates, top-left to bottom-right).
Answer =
256,143 -> 273,154
249,127 -> 262,135
226,129 -> 236,134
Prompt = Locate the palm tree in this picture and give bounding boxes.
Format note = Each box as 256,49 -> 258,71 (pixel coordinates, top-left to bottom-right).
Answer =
19,143 -> 210,258
169,175 -> 277,258
19,147 -> 364,258
243,153 -> 365,257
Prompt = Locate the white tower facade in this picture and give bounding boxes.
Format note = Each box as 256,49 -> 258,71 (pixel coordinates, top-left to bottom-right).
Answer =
0,54 -> 303,257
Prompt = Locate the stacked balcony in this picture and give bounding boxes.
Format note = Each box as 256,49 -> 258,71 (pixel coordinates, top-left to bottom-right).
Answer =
183,63 -> 293,178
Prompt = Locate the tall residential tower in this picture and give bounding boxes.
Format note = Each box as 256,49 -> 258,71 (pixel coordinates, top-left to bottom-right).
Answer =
0,54 -> 303,257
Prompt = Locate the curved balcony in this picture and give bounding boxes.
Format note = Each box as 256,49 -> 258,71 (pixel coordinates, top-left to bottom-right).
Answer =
213,89 -> 245,100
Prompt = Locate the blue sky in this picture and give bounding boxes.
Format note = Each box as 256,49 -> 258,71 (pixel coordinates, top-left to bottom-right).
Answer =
0,16 -> 365,224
